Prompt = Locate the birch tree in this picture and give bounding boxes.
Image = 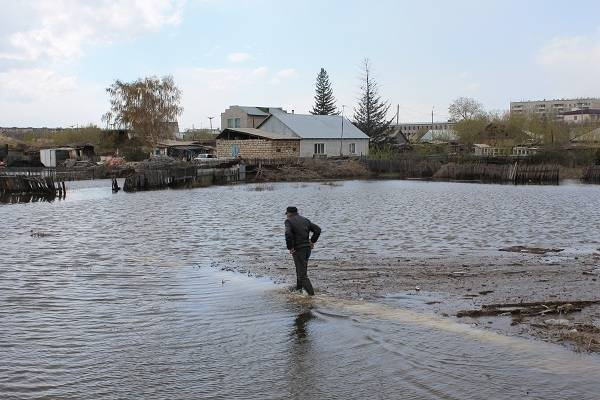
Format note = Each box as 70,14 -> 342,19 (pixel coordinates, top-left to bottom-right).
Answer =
102,76 -> 183,147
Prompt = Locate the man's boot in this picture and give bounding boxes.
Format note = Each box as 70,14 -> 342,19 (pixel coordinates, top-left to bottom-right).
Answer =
302,277 -> 315,296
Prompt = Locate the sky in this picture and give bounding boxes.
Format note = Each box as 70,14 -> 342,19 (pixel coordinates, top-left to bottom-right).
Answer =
1,0 -> 600,129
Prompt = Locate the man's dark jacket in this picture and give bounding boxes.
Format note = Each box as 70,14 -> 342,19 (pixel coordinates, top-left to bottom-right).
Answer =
285,214 -> 321,250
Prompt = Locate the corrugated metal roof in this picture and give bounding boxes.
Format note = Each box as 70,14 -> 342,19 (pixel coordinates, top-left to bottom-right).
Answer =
218,128 -> 299,141
571,128 -> 600,143
261,112 -> 369,139
235,106 -> 270,116
157,140 -> 205,147
418,129 -> 458,143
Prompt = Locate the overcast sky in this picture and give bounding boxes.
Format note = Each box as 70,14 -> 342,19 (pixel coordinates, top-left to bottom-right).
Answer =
1,0 -> 600,129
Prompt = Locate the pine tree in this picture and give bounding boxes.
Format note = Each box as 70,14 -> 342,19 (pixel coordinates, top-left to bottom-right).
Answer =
310,68 -> 337,115
353,59 -> 392,145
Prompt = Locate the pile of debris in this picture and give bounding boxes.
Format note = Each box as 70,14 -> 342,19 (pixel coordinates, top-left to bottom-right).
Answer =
499,246 -> 564,254
61,159 -> 96,169
457,300 -> 600,318
135,155 -> 188,170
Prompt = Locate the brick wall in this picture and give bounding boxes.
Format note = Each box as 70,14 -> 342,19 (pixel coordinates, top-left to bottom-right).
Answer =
216,139 -> 299,159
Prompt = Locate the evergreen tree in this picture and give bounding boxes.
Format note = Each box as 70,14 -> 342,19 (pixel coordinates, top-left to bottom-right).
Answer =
353,59 -> 392,145
310,68 -> 337,115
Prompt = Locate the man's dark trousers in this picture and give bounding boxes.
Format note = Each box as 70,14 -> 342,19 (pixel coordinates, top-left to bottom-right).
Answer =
293,247 -> 314,295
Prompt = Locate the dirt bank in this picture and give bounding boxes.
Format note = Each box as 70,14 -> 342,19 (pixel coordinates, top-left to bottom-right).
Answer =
216,251 -> 600,353
253,159 -> 590,185
256,158 -> 371,182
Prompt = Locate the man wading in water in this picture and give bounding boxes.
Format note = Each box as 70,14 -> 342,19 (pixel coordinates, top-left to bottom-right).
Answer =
285,206 -> 321,295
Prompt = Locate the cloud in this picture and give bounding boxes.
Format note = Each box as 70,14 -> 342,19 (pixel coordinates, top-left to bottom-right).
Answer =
535,30 -> 600,94
0,68 -> 105,126
268,68 -> 297,85
0,0 -> 185,125
537,34 -> 600,66
276,68 -> 296,78
0,0 -> 185,65
465,82 -> 480,92
251,66 -> 268,77
0,68 -> 77,101
227,52 -> 252,63
190,67 -> 245,90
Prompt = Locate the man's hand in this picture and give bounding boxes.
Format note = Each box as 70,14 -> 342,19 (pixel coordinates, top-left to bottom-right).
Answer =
310,242 -> 315,249
289,249 -> 296,255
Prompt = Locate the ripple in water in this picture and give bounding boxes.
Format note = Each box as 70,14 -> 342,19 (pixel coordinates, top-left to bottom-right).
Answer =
1,179 -> 600,399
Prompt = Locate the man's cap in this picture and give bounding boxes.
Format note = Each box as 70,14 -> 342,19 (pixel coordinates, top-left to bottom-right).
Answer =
286,206 -> 298,214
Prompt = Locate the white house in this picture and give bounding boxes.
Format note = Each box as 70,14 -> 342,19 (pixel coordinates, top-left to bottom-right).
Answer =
257,110 -> 369,157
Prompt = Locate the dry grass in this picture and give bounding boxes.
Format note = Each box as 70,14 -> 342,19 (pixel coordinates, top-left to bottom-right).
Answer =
260,158 -> 369,182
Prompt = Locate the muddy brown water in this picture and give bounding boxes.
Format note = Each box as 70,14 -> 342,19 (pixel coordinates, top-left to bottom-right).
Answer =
2,179 -> 600,399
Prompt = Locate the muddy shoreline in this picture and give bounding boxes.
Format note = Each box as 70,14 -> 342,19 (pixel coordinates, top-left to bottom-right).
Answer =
217,250 -> 600,353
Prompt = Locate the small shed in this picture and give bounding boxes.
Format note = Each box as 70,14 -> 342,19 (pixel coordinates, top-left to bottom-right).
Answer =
40,148 -> 73,167
40,145 -> 95,167
216,128 -> 300,159
154,140 -> 215,161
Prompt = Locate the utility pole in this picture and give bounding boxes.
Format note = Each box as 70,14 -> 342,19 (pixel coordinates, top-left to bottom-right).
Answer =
396,104 -> 399,125
207,116 -> 215,132
340,105 -> 346,156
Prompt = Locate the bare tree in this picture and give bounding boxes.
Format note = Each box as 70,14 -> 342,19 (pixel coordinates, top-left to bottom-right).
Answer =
448,97 -> 485,121
353,58 -> 392,145
102,76 -> 183,147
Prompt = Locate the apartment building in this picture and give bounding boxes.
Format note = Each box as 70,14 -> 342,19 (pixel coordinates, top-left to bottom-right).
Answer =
510,98 -> 600,119
392,121 -> 455,140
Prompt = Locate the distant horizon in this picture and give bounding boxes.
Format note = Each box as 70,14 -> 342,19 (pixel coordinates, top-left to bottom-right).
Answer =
2,0 -> 600,129
4,95 -> 600,130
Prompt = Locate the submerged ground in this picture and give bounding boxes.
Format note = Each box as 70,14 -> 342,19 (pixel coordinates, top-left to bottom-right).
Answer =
2,178 -> 600,398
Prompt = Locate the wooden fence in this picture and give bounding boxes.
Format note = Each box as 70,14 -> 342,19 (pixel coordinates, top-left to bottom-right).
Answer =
123,165 -> 241,192
0,175 -> 66,198
583,165 -> 600,184
363,157 -> 559,184
362,158 -> 443,179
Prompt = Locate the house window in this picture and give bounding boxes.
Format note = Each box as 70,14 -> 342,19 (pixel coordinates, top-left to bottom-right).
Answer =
314,143 -> 325,154
234,118 -> 241,128
227,118 -> 234,128
349,143 -> 356,154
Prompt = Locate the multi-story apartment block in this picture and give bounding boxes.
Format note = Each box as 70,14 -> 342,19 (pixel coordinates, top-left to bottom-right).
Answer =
510,98 -> 600,119
393,121 -> 455,139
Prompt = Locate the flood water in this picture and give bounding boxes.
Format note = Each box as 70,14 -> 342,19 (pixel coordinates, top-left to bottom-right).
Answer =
2,179 -> 600,399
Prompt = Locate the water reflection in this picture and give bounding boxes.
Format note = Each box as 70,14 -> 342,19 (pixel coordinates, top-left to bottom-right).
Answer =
292,308 -> 315,340
0,192 -> 63,204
